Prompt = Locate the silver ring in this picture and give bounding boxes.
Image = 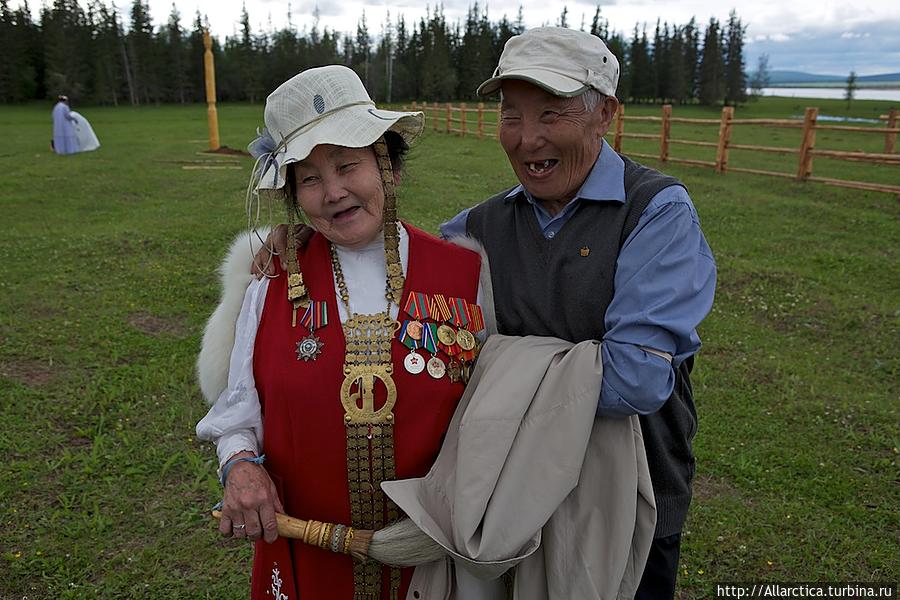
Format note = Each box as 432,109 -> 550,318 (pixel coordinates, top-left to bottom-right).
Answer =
233,524 -> 246,530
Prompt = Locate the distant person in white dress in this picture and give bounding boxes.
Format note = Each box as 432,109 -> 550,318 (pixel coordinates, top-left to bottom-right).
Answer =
51,95 -> 100,155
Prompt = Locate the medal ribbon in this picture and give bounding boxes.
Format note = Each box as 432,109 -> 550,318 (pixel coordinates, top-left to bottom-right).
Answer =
403,291 -> 431,320
415,293 -> 431,320
450,297 -> 470,328
422,323 -> 438,354
469,303 -> 485,333
398,320 -> 419,350
300,301 -> 328,331
431,294 -> 452,322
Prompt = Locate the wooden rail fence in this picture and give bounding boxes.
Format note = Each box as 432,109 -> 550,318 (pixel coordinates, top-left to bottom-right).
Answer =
404,102 -> 899,195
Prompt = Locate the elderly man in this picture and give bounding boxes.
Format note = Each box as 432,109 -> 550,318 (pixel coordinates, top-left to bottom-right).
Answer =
440,27 -> 716,599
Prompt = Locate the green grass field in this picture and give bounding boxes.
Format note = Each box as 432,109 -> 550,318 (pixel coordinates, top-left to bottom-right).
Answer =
1,97 -> 897,599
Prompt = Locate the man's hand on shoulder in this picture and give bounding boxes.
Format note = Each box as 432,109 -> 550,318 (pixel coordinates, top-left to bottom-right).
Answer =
252,224 -> 314,278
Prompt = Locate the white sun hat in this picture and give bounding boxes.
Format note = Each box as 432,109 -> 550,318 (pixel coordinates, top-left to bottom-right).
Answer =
249,65 -> 424,191
476,27 -> 619,98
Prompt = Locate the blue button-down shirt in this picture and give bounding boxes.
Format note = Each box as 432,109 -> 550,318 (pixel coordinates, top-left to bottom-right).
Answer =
441,140 -> 717,417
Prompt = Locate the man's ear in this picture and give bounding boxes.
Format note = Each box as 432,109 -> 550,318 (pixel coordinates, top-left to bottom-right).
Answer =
596,95 -> 619,138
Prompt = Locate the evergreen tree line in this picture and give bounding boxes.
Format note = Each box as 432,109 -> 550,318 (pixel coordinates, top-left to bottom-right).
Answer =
0,0 -> 748,106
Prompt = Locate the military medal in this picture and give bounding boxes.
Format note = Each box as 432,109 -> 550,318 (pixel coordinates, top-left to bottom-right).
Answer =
406,320 -> 424,340
404,352 -> 425,374
437,324 -> 457,345
420,323 -> 444,378
447,360 -> 462,383
450,296 -> 476,351
456,328 -> 476,351
295,301 -> 328,361
426,355 -> 446,379
296,334 -> 324,361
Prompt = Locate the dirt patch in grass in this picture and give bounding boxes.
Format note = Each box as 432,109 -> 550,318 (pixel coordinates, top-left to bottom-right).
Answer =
127,312 -> 188,337
0,358 -> 56,386
693,473 -> 745,504
204,146 -> 250,157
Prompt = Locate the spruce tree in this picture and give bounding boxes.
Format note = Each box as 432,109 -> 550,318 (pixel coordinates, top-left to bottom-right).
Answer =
698,18 -> 724,105
723,10 -> 747,105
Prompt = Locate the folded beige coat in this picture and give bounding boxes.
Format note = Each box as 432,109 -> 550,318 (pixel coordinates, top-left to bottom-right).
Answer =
382,334 -> 657,600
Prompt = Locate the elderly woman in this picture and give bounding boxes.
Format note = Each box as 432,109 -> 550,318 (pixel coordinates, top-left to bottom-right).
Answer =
196,65 -> 486,599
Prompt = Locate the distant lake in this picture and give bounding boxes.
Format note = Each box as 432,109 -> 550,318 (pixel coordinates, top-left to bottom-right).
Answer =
760,87 -> 900,102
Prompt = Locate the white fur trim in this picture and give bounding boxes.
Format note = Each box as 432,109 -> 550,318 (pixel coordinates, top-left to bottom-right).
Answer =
447,236 -> 497,336
197,228 -> 271,404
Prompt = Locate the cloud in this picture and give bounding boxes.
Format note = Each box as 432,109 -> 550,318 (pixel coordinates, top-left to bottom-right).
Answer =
289,1 -> 344,17
746,20 -> 900,75
840,31 -> 871,39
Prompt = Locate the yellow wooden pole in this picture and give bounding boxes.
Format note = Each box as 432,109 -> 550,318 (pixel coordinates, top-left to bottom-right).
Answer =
796,107 -> 819,180
885,108 -> 897,154
477,102 -> 484,138
715,106 -> 734,173
660,104 -> 672,162
614,104 -> 625,152
203,30 -> 220,151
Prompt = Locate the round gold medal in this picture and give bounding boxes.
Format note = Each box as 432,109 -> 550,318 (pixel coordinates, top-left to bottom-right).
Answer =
426,356 -> 446,379
456,329 -> 476,351
406,320 -> 424,341
437,324 -> 457,346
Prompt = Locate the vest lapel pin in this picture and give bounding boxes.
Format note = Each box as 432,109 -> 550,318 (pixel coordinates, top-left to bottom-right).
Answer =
579,246 -> 591,257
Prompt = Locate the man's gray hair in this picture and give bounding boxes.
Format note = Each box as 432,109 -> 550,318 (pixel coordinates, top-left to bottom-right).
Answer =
581,89 -> 606,113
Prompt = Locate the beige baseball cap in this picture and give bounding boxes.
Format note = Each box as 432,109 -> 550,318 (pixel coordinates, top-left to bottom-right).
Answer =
253,65 -> 424,191
476,27 -> 619,98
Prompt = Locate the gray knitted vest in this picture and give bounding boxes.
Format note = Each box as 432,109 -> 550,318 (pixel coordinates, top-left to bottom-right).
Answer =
466,154 -> 696,537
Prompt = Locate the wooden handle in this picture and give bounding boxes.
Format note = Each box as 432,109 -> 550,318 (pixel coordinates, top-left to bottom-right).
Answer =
211,510 -> 372,560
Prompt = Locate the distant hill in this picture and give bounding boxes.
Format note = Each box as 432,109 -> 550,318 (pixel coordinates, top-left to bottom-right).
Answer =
767,71 -> 845,84
747,70 -> 900,87
858,72 -> 900,83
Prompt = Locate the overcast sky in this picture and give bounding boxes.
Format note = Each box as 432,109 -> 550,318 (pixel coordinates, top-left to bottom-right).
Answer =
34,0 -> 900,76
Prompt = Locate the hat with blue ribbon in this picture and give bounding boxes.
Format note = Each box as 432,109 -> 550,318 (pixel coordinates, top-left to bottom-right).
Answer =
248,65 -> 424,192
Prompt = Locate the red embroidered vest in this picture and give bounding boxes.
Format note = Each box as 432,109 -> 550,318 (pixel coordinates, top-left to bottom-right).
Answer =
250,224 -> 481,600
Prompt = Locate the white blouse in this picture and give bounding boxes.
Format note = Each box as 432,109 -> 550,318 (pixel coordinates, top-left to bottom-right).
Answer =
196,225 -> 423,467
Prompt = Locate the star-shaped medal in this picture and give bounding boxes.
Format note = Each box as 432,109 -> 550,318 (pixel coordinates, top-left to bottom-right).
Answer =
296,334 -> 324,361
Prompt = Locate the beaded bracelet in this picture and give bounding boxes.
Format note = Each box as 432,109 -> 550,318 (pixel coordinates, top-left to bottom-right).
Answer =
331,524 -> 347,553
219,454 -> 266,487
342,527 -> 355,555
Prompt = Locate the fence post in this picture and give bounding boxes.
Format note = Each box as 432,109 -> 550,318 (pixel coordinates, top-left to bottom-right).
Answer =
412,101 -> 417,112
715,106 -> 734,173
478,102 -> 485,138
796,107 -> 819,180
660,104 -> 672,162
433,102 -> 439,132
460,103 -> 467,137
496,102 -> 502,140
614,104 -> 625,152
885,108 -> 897,154
445,103 -> 451,134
